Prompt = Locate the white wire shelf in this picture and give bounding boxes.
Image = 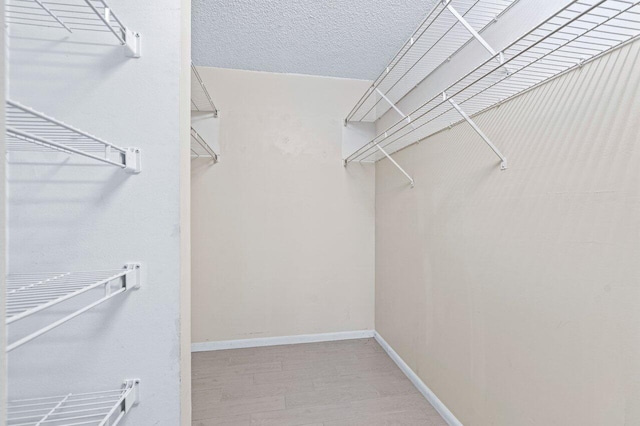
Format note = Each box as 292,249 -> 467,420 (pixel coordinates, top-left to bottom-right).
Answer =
6,0 -> 141,57
7,379 -> 140,426
6,264 -> 141,352
191,63 -> 218,116
347,0 -> 640,163
191,64 -> 218,117
346,0 -> 519,123
191,127 -> 219,162
6,100 -> 142,173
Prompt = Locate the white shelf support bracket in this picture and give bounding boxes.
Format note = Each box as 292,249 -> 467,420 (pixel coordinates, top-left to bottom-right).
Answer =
443,92 -> 507,170
123,263 -> 142,290
375,142 -> 415,188
123,147 -> 142,174
123,379 -> 141,413
375,88 -> 414,128
123,29 -> 142,58
443,0 -> 509,73
80,0 -> 140,57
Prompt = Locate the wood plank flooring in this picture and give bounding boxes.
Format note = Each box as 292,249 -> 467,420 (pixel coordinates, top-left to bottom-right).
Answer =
192,338 -> 447,425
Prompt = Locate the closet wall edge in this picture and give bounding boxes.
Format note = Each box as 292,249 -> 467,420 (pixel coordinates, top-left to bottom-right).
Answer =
180,0 -> 192,424
0,3 -> 6,424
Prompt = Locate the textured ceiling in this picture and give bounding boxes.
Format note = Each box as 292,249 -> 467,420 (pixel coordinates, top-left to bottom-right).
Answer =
192,0 -> 436,80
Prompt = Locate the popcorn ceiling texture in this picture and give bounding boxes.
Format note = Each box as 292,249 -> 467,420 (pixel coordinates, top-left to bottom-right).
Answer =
192,0 -> 435,79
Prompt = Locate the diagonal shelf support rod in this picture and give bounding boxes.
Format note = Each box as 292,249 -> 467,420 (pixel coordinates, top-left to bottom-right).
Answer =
191,127 -> 219,163
375,142 -> 415,188
376,88 -> 413,127
444,0 -> 508,71
443,92 -> 507,170
345,90 -> 415,186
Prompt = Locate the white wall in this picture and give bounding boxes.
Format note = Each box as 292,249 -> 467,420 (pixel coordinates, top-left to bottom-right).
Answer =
1,7 -> 6,425
375,40 -> 640,426
191,67 -> 375,343
6,1 -> 188,424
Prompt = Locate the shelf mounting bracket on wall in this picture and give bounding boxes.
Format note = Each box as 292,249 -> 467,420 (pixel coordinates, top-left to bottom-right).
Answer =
443,0 -> 509,73
443,92 -> 507,170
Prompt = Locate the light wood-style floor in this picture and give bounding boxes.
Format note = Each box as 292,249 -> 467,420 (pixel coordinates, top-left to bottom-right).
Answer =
192,338 -> 447,425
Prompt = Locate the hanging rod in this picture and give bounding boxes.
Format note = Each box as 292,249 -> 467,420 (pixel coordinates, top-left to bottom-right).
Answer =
5,100 -> 142,173
5,0 -> 141,57
191,127 -> 219,162
191,63 -> 219,116
7,379 -> 140,426
345,0 -> 519,123
346,0 -> 640,164
6,264 -> 141,352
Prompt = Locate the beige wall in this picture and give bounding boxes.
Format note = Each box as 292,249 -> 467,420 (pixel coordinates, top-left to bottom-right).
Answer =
375,40 -> 640,426
191,67 -> 375,343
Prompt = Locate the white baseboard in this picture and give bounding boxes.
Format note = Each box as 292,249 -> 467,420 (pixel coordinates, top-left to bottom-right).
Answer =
374,332 -> 463,426
191,330 -> 376,352
191,329 -> 461,425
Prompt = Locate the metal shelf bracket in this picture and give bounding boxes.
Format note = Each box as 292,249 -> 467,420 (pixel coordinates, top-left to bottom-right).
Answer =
376,88 -> 413,128
124,29 -> 142,58
443,92 -> 507,170
123,379 -> 141,413
123,263 -> 142,290
190,127 -> 219,162
443,0 -> 509,73
124,147 -> 142,174
375,142 -> 415,188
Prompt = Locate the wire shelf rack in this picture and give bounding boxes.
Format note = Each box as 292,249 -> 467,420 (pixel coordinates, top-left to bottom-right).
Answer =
191,64 -> 218,116
347,0 -> 640,163
191,127 -> 219,162
7,379 -> 140,426
346,0 -> 519,123
5,0 -> 140,56
6,264 -> 141,352
5,100 -> 141,173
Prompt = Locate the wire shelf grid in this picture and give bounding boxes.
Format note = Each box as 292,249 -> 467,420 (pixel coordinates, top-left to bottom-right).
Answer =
6,0 -> 128,43
7,380 -> 139,426
6,265 -> 140,352
346,0 -> 519,123
191,64 -> 218,115
347,0 -> 640,163
191,127 -> 219,162
6,100 -> 141,172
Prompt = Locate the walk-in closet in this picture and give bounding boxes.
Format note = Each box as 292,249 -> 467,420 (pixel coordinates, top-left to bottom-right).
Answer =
2,0 -> 640,425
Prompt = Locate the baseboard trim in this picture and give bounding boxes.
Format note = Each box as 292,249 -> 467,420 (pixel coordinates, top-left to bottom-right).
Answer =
191,330 -> 376,352
374,332 -> 463,426
191,329 -> 461,425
